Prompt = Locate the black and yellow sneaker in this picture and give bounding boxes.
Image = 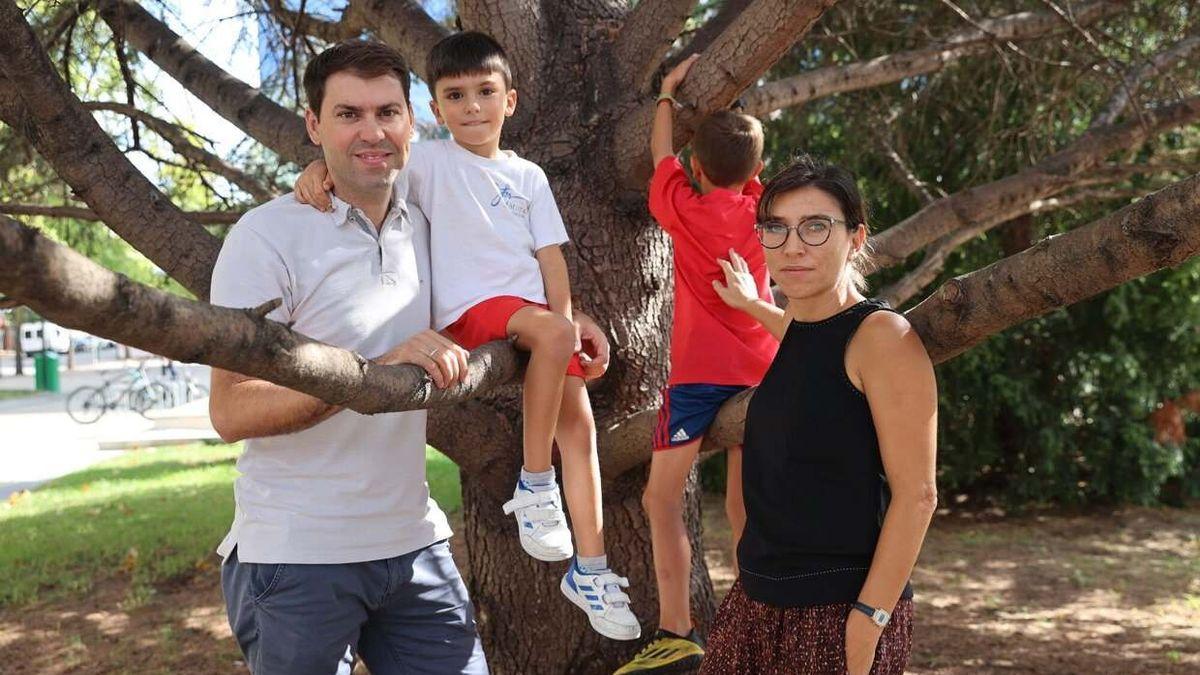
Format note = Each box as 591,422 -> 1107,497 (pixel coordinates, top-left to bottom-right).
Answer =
613,628 -> 705,674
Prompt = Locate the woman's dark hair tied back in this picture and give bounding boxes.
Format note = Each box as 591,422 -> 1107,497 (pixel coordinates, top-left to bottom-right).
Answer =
759,153 -> 873,292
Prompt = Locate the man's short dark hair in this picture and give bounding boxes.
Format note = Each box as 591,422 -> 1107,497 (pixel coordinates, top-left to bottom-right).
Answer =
425,31 -> 513,94
692,110 -> 764,188
303,39 -> 412,117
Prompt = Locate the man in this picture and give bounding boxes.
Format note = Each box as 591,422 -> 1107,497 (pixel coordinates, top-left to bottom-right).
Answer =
209,39 -> 608,674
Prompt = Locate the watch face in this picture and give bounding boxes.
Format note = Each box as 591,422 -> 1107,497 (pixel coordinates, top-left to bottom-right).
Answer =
872,609 -> 889,626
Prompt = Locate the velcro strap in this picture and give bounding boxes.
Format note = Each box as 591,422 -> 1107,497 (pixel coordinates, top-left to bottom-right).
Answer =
502,491 -> 553,514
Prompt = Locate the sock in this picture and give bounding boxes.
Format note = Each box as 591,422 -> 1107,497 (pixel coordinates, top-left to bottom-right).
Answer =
520,466 -> 556,493
576,554 -> 608,574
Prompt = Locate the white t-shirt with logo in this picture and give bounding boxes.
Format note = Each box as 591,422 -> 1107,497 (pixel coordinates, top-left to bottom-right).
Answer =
405,139 -> 570,329
209,188 -> 452,564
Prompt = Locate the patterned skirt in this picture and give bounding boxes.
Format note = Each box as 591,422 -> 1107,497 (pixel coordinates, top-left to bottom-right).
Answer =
700,580 -> 914,675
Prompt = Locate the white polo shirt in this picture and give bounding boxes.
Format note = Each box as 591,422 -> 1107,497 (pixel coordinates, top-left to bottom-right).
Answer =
405,139 -> 570,329
209,187 -> 451,564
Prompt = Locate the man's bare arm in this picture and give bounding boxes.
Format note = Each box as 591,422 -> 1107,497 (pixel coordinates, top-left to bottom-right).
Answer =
209,369 -> 341,443
208,328 -> 469,442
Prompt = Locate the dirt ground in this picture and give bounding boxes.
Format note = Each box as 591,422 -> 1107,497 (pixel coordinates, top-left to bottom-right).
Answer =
1,499 -> 1196,674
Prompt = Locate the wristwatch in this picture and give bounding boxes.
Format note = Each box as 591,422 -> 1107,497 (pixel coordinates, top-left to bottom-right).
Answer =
852,601 -> 891,628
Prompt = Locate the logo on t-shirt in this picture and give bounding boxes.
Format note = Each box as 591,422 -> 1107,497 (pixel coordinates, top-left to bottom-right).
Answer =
490,183 -> 531,218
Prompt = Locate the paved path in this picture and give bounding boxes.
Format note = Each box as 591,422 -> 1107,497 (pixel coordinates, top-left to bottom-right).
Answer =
0,357 -> 214,500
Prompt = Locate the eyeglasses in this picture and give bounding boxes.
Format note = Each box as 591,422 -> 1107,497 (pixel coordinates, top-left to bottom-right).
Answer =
755,216 -> 846,249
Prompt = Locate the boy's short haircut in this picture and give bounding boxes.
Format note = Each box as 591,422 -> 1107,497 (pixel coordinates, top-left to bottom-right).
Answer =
426,31 -> 513,94
692,110 -> 765,188
304,39 -> 412,117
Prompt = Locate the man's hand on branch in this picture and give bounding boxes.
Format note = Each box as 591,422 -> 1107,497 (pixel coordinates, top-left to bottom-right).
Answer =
374,329 -> 469,389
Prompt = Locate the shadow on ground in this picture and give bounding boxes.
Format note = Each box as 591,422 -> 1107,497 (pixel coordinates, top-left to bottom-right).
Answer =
1,496 -> 1196,673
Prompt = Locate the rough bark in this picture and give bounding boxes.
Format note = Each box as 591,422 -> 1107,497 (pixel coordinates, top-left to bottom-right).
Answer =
868,96 -> 1200,272
95,0 -> 318,166
615,0 -> 841,188
355,0 -> 451,82
261,0 -> 362,44
906,172 -> 1200,362
0,7 -> 220,299
0,213 -> 527,474
462,469 -> 715,675
0,203 -> 242,225
741,1 -> 1120,117
85,101 -> 278,202
613,0 -> 696,93
667,0 -> 754,68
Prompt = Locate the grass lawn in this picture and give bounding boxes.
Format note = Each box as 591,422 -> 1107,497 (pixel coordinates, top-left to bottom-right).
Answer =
0,389 -> 37,401
0,442 -> 463,607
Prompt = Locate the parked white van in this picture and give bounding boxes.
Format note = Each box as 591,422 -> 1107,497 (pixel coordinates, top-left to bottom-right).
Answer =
20,321 -> 71,355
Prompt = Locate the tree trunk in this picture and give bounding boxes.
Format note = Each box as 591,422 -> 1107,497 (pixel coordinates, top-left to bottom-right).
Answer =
461,460 -> 715,675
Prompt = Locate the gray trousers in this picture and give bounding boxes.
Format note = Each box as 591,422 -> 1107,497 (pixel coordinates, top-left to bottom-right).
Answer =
222,540 -> 488,675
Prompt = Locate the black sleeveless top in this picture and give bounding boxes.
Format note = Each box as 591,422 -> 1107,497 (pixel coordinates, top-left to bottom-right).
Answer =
737,298 -> 914,607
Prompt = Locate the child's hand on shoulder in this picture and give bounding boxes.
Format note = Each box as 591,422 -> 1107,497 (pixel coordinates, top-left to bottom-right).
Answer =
713,248 -> 759,310
294,159 -> 334,212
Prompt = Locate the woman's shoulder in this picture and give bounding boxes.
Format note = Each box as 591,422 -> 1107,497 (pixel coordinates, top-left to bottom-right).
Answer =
850,305 -> 929,369
858,305 -> 912,338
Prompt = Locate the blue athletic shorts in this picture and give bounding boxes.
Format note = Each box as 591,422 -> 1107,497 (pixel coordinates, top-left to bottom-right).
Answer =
653,383 -> 749,450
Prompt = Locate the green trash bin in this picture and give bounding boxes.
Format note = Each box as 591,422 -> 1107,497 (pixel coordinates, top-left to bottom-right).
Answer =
42,351 -> 60,393
34,351 -> 60,392
33,352 -> 45,391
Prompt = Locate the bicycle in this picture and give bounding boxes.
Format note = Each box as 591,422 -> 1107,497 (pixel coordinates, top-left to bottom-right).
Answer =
65,364 -> 175,424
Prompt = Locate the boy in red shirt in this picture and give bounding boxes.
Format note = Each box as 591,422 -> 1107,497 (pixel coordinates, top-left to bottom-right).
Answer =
617,55 -> 780,674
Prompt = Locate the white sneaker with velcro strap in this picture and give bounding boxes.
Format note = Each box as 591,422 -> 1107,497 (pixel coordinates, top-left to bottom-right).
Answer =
560,559 -> 642,641
501,480 -> 574,562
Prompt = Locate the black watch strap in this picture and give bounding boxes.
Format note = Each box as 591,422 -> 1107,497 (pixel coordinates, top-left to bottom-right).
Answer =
852,601 -> 890,627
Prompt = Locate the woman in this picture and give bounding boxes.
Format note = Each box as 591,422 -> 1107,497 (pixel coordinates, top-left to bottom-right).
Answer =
705,155 -> 938,674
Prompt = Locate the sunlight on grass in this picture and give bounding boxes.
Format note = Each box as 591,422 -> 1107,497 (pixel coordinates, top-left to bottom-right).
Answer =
0,443 -> 462,606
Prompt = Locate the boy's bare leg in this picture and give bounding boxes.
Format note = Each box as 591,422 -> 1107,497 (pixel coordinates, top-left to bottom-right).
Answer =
641,439 -> 703,636
508,307 -> 576,474
725,445 -> 746,569
556,377 -> 604,558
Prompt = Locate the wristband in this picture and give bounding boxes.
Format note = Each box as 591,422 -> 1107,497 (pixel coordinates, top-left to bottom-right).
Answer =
656,92 -> 677,106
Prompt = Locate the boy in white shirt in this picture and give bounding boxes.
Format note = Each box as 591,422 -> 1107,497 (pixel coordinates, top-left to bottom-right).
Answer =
295,32 -> 640,641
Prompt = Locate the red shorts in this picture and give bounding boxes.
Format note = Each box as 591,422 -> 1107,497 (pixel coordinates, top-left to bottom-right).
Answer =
445,295 -> 586,379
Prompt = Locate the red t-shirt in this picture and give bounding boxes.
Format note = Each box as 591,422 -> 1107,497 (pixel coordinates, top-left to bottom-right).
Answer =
648,157 -> 779,386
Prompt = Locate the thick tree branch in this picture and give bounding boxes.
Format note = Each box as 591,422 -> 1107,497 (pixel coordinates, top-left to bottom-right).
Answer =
667,0 -> 753,68
0,5 -> 220,299
95,0 -> 318,166
354,0 -> 450,82
261,0 -> 362,43
615,0 -> 839,188
613,0 -> 696,93
0,212 -> 525,475
741,1 -> 1120,117
907,172 -> 1200,362
85,101 -> 278,202
877,185 -> 1150,307
1091,34 -> 1200,129
0,203 -> 243,225
606,173 -> 1200,476
878,226 -> 987,309
868,96 -> 1200,272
